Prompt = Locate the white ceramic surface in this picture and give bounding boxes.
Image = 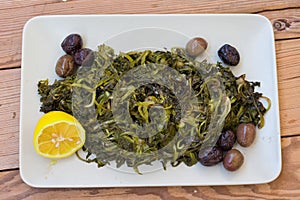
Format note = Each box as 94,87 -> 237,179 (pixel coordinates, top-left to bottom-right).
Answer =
20,14 -> 281,187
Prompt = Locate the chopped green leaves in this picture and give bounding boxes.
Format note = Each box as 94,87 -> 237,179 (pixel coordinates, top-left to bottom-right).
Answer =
37,44 -> 270,173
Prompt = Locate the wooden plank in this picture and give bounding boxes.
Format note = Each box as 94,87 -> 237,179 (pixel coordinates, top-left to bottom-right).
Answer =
0,0 -> 300,69
1,136 -> 299,199
0,68 -> 20,170
260,8 -> 300,40
276,39 -> 300,136
1,0 -> 298,13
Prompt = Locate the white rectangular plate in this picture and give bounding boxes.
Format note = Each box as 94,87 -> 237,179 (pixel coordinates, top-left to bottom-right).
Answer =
20,14 -> 281,187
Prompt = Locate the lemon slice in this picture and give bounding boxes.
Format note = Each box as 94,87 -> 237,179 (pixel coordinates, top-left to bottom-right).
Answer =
33,111 -> 85,159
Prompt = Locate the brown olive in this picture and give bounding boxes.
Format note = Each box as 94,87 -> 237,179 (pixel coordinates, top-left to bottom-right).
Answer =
186,37 -> 208,58
223,149 -> 244,171
198,146 -> 223,166
61,34 -> 83,55
55,54 -> 76,78
74,48 -> 94,66
236,123 -> 256,147
217,130 -> 236,151
218,44 -> 240,66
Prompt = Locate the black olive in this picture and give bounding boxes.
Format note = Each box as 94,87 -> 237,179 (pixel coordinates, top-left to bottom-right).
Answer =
236,123 -> 256,147
74,48 -> 94,66
61,34 -> 83,55
55,54 -> 76,78
223,149 -> 244,171
218,44 -> 240,66
217,130 -> 236,151
197,146 -> 223,166
186,37 -> 208,58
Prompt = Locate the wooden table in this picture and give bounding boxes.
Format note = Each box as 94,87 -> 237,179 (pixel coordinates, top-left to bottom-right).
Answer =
0,0 -> 300,199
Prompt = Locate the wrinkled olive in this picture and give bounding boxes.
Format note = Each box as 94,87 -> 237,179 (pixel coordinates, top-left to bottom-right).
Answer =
74,48 -> 94,66
198,146 -> 223,166
236,123 -> 256,147
186,37 -> 208,58
55,54 -> 76,78
223,149 -> 244,171
218,44 -> 240,66
217,130 -> 236,151
61,34 -> 83,55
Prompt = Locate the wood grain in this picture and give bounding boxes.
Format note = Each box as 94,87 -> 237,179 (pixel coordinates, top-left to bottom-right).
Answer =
261,8 -> 300,40
276,39 -> 300,136
0,68 -> 20,170
0,0 -> 300,69
1,136 -> 300,200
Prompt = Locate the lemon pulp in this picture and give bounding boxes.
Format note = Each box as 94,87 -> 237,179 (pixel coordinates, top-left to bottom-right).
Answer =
33,111 -> 85,159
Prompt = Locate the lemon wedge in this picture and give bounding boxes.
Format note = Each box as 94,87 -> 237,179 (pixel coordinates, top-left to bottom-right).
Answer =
33,111 -> 85,159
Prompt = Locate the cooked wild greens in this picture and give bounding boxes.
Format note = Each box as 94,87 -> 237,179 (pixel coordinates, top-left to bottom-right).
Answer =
38,44 -> 270,173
